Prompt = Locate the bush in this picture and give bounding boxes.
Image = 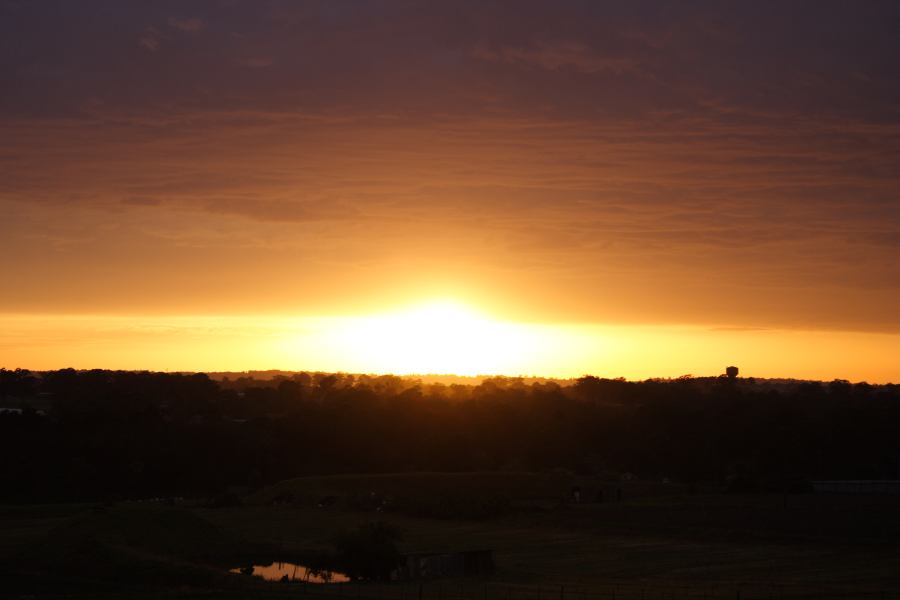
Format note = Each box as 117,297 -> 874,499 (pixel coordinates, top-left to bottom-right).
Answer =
333,522 -> 402,581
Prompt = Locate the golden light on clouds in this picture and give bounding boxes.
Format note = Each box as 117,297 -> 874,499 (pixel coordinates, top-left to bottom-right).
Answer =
2,3 -> 899,382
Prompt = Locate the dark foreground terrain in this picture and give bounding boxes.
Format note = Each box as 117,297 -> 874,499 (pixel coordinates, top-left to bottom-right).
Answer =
3,472 -> 900,600
4,369 -> 900,503
3,370 -> 900,598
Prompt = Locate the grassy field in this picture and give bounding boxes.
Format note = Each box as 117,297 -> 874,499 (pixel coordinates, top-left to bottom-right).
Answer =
4,472 -> 900,599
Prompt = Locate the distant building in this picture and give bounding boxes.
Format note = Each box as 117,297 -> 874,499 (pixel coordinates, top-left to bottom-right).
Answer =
725,366 -> 739,378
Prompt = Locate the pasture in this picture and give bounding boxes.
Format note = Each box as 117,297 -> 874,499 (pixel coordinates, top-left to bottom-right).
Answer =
3,472 -> 900,599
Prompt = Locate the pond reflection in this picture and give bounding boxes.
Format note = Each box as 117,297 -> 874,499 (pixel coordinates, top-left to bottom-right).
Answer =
230,561 -> 350,583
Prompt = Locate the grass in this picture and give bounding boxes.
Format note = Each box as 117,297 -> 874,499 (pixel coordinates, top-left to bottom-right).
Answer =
4,472 -> 900,599
249,472 -> 690,510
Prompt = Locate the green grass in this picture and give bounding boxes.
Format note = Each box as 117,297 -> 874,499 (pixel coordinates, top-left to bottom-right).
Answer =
208,473 -> 900,593
0,502 -> 89,560
252,471 -> 561,508
199,501 -> 900,588
250,472 -> 689,510
4,473 -> 900,599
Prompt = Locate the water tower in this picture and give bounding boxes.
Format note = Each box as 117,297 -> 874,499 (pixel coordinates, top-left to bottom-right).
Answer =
725,366 -> 739,379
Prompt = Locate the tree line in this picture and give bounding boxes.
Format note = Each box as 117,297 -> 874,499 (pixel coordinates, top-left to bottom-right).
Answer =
2,368 -> 898,502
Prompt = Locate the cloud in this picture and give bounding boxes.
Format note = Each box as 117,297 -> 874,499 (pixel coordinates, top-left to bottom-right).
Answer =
236,57 -> 274,68
121,196 -> 162,207
0,1 -> 898,333
138,27 -> 160,52
472,41 -> 638,74
168,17 -> 204,32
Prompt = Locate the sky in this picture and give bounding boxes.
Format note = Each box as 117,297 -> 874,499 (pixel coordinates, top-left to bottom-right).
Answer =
1,1 -> 899,381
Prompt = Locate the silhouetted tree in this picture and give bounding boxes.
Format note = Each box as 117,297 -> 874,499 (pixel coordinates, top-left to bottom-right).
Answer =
333,522 -> 402,581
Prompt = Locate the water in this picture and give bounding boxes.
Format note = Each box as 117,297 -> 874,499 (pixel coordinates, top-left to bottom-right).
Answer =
230,561 -> 350,583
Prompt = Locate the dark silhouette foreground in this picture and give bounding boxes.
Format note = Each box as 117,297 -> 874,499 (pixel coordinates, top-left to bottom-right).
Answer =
1,368 -> 899,502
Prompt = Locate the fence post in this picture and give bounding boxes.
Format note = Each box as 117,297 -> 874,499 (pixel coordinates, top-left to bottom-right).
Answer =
419,584 -> 424,600
561,585 -> 565,600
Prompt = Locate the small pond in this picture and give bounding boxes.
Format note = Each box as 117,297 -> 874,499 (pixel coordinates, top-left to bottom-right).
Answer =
230,561 -> 350,583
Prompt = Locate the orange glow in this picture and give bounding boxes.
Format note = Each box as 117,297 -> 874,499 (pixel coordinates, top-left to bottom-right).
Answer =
301,299 -> 600,376
2,5 -> 899,384
1,307 -> 898,382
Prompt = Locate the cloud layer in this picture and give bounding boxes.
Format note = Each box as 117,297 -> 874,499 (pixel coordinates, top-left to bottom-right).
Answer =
1,0 -> 899,334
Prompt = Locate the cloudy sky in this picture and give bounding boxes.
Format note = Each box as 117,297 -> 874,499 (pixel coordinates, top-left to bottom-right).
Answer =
2,1 -> 899,380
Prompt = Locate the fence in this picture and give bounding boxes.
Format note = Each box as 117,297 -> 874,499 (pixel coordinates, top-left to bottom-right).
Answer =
270,580 -> 900,600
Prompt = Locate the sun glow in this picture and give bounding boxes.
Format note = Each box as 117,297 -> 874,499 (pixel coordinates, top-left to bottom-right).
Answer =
327,300 -> 549,376
3,309 -> 900,381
